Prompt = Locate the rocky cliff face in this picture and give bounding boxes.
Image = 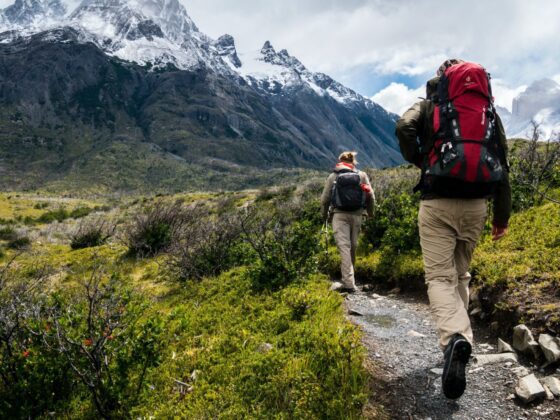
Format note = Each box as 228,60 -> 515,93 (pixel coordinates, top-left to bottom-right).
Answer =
502,79 -> 560,139
0,0 -> 403,191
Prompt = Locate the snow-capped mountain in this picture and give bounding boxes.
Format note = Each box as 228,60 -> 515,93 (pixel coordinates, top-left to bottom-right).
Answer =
500,78 -> 560,140
1,0 -> 386,107
0,0 -> 402,191
1,0 -> 65,26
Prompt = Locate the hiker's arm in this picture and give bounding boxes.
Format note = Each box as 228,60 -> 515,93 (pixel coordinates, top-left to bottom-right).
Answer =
320,174 -> 335,221
362,173 -> 375,218
396,101 -> 425,167
492,114 -> 512,233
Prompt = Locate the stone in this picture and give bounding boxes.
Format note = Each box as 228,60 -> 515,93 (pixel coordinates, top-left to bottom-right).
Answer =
469,307 -> 482,316
513,325 -> 541,358
498,338 -> 515,354
470,290 -> 480,306
511,366 -> 531,378
361,284 -> 374,292
371,293 -> 383,299
515,374 -> 546,404
348,309 -> 364,316
472,353 -> 518,366
407,330 -> 426,338
468,367 -> 484,374
541,376 -> 560,396
430,368 -> 443,375
538,334 -> 560,363
388,287 -> 401,296
257,343 -> 273,353
330,282 -> 343,291
543,385 -> 555,400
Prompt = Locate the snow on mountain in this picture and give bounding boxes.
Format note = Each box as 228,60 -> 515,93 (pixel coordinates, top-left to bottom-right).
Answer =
503,78 -> 560,139
0,0 -> 387,112
2,0 -> 66,27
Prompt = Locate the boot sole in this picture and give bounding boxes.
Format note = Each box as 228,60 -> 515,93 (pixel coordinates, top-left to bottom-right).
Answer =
442,338 -> 471,399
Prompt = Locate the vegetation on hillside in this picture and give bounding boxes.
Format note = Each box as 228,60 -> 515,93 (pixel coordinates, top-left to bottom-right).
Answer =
0,185 -> 373,418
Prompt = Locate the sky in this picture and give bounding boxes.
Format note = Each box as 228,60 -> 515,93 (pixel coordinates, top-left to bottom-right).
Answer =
1,0 -> 558,115
183,0 -> 560,114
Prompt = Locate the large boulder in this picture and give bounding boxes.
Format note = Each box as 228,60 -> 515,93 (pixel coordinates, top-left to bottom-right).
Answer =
515,374 -> 546,404
538,334 -> 560,363
513,325 -> 541,358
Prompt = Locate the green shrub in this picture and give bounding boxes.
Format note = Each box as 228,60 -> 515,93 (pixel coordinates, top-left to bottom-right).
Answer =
169,212 -> 249,281
124,201 -> 193,257
362,191 -> 420,253
42,271 -> 165,418
70,218 -> 114,250
37,208 -> 69,224
33,202 -> 49,209
7,236 -> 31,250
0,226 -> 17,241
245,217 -> 320,291
0,267 -> 73,418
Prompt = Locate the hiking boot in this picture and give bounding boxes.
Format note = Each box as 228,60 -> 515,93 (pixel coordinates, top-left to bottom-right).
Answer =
442,334 -> 472,399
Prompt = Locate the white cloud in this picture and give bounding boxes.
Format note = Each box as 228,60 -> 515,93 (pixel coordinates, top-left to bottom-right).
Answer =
1,0 -> 558,97
491,79 -> 527,112
183,0 -> 560,89
553,74 -> 560,85
372,78 -> 528,115
371,82 -> 424,115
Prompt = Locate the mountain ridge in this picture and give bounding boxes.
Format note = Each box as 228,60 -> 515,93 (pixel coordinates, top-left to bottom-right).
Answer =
0,0 -> 403,192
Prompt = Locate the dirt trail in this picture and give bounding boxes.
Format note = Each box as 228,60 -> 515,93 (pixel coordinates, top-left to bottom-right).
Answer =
345,290 -> 560,420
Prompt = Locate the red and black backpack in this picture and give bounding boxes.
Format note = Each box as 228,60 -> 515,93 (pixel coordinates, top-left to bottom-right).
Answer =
421,62 -> 505,197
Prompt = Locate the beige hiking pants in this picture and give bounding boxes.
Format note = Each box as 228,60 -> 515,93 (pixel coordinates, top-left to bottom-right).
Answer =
418,198 -> 488,350
332,212 -> 363,289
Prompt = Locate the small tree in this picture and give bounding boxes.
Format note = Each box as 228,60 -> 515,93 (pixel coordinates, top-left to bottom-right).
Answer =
71,217 -> 115,250
44,268 -> 164,418
510,121 -> 560,210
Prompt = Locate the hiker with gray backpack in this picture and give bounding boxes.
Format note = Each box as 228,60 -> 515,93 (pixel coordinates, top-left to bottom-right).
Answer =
396,59 -> 512,400
321,152 -> 375,293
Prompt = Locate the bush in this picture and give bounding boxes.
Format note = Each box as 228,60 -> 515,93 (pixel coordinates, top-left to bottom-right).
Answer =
43,270 -> 165,418
70,218 -> 115,250
362,191 -> 420,253
169,212 -> 248,281
7,236 -> 31,250
0,264 -> 73,418
508,126 -> 560,211
124,201 -> 193,257
0,226 -> 17,241
242,205 -> 320,290
36,208 -> 70,224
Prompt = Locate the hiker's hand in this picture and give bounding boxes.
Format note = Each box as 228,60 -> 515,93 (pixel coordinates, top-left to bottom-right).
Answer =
492,225 -> 508,241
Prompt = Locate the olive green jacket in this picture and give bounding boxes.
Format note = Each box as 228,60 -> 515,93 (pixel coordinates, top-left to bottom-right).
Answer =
395,100 -> 512,228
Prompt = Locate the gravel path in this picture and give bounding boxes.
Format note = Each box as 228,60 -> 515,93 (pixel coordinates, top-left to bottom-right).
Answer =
345,290 -> 560,420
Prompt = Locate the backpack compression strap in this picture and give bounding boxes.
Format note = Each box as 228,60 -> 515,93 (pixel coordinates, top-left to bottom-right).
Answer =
437,69 -> 496,144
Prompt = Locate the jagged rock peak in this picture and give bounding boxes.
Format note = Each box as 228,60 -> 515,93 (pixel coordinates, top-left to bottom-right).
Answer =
70,0 -> 199,44
259,41 -> 306,73
2,0 -> 66,26
214,34 -> 241,68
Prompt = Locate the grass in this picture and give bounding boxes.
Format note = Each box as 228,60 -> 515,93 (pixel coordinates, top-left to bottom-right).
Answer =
0,190 -> 375,418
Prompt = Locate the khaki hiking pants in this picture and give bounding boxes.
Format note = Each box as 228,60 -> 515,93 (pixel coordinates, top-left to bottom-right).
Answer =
332,212 -> 362,289
418,198 -> 488,350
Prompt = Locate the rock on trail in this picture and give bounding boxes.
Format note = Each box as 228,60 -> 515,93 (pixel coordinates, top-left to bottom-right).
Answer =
345,290 -> 560,419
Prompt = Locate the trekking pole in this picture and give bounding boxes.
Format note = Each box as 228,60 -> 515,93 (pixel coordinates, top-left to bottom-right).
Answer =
322,208 -> 332,256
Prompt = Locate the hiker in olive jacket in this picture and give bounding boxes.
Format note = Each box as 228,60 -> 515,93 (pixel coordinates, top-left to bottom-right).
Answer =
321,152 -> 375,293
396,59 -> 512,400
